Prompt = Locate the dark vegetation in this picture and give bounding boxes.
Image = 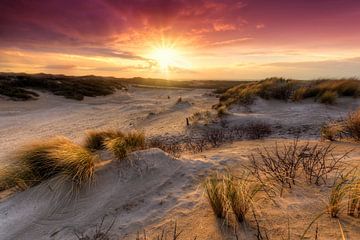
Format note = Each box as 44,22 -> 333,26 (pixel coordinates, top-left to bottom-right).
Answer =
0,72 -> 127,101
0,72 -> 244,101
216,77 -> 360,109
147,120 -> 272,157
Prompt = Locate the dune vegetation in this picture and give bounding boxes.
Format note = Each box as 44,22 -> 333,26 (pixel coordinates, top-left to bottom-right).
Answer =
0,137 -> 97,191
216,77 -> 360,109
0,130 -> 147,193
0,72 -> 243,101
104,131 -> 146,160
321,108 -> 360,142
0,73 -> 127,100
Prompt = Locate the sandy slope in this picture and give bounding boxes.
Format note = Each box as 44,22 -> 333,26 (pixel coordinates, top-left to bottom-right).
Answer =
0,87 -> 216,165
0,88 -> 360,239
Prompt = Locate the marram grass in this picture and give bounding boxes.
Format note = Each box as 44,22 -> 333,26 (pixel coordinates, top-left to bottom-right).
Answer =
84,129 -> 124,151
14,136 -> 97,188
104,131 -> 145,160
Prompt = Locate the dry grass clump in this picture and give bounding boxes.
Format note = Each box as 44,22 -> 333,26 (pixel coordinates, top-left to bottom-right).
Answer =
321,109 -> 360,142
84,130 -> 124,151
14,137 -> 97,188
225,173 -> 262,223
318,91 -> 337,105
188,111 -> 212,125
343,109 -> 360,141
105,131 -> 145,160
348,178 -> 360,217
328,171 -> 360,218
204,172 -> 262,223
320,122 -> 344,141
204,174 -> 228,218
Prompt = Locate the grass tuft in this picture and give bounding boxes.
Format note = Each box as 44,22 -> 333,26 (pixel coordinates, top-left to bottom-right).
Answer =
14,137 -> 97,188
318,91 -> 337,105
204,174 -> 227,219
84,130 -> 124,151
105,131 -> 145,160
344,109 -> 360,141
225,173 -> 261,223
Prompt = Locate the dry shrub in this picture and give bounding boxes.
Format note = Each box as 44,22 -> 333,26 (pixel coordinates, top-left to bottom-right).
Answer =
250,140 -> 348,189
301,144 -> 349,185
183,136 -> 208,154
204,128 -> 227,147
15,137 -> 97,188
318,91 -> 337,105
343,109 -> 360,141
147,137 -> 183,157
105,131 -> 145,160
84,130 -> 124,151
244,121 -> 272,139
74,215 -> 115,240
250,141 -> 303,189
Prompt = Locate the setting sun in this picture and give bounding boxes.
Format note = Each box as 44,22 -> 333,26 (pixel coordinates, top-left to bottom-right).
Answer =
151,47 -> 179,72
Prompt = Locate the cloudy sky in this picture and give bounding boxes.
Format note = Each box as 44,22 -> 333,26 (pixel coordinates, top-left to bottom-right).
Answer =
1,0 -> 360,80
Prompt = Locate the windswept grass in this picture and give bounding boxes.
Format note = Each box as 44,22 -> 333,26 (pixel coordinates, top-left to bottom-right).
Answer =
84,130 -> 124,151
326,169 -> 360,219
9,137 -> 97,189
204,172 -> 262,223
105,131 -> 145,160
225,173 -> 262,223
204,174 -> 227,219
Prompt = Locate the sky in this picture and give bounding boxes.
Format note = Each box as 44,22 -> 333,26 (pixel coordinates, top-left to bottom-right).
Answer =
1,0 -> 360,80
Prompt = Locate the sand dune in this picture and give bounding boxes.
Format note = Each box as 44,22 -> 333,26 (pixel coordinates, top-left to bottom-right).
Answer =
0,87 -> 360,239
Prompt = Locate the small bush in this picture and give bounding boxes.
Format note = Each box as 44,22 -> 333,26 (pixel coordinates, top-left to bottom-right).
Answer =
344,109 -> 360,141
204,174 -> 227,218
318,91 -> 337,105
15,137 -> 97,187
244,121 -> 272,139
105,132 -> 145,160
147,137 -> 183,157
84,130 -> 124,151
250,140 -> 347,189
